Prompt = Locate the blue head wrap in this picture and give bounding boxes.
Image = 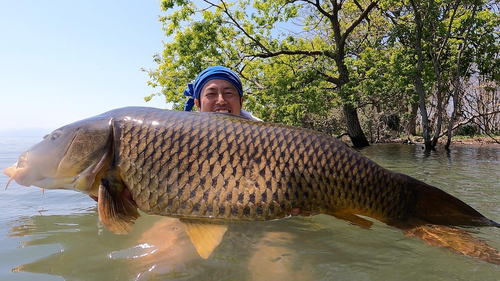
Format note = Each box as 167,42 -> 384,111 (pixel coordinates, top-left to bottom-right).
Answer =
183,66 -> 243,111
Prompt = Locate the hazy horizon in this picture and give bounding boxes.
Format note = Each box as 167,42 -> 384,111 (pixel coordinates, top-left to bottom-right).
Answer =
0,127 -> 56,137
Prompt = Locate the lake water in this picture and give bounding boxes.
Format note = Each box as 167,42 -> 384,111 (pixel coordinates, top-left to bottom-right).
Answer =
1,136 -> 500,280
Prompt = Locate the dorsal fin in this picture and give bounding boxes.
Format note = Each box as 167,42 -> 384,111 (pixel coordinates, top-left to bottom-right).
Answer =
181,219 -> 228,259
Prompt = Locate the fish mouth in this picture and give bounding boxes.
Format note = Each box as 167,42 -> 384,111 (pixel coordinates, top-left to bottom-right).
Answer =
3,147 -> 106,194
3,151 -> 77,190
3,131 -> 87,191
3,150 -> 34,189
3,132 -> 78,190
3,162 -> 22,190
3,164 -> 16,178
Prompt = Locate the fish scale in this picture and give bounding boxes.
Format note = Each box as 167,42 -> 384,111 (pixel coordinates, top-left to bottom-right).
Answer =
109,108 -> 408,222
6,106 -> 496,228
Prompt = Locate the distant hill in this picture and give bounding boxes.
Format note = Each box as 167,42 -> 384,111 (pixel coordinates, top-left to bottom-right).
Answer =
0,128 -> 53,137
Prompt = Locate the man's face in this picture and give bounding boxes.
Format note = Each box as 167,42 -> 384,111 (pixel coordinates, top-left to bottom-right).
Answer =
195,79 -> 243,115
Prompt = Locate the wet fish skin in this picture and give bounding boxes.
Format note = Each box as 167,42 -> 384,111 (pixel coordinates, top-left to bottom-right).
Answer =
108,108 -> 401,222
4,107 -> 497,228
96,107 -> 489,228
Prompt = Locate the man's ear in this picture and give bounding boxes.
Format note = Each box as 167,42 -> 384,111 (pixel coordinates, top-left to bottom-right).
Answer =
194,98 -> 200,108
240,96 -> 244,106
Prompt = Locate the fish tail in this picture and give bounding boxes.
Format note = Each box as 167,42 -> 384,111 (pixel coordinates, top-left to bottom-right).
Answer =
402,175 -> 499,228
386,176 -> 500,265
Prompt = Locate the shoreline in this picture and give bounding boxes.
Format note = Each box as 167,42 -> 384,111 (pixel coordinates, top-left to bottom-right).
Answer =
340,135 -> 500,147
382,136 -> 500,147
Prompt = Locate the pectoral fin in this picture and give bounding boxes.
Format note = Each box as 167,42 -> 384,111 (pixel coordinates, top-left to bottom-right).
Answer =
181,219 -> 228,259
97,175 -> 140,235
330,210 -> 374,229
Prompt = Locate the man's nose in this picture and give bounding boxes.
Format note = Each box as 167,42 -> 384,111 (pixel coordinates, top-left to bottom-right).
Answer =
216,93 -> 226,104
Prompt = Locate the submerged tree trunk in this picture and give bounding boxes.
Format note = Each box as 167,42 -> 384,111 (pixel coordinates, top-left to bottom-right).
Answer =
410,0 -> 433,151
343,104 -> 370,147
416,78 -> 433,151
446,0 -> 479,151
431,88 -> 444,149
329,1 -> 375,148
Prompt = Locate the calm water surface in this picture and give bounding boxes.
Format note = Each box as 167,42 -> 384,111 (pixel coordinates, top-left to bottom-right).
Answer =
1,136 -> 499,280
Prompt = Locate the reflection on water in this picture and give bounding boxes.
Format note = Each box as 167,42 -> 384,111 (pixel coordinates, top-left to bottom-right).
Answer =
2,140 -> 500,280
8,212 -> 340,280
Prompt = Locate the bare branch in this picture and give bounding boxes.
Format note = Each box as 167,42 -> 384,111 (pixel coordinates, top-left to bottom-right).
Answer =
439,109 -> 500,139
352,0 -> 363,11
473,120 -> 500,144
340,1 -> 378,46
296,0 -> 334,20
316,69 -> 343,85
212,0 -> 272,54
246,49 -> 336,59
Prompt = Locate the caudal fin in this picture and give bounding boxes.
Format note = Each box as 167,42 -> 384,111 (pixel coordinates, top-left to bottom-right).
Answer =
387,175 -> 500,265
403,175 -> 499,227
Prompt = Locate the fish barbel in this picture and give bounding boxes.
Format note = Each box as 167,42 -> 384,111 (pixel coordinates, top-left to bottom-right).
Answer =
3,107 -> 499,260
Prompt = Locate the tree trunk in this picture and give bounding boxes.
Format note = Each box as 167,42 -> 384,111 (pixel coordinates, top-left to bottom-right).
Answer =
431,88 -> 444,149
327,0 -> 375,149
410,0 -> 433,151
446,0 -> 479,151
407,101 -> 419,136
416,77 -> 433,151
430,56 -> 444,148
343,104 -> 370,147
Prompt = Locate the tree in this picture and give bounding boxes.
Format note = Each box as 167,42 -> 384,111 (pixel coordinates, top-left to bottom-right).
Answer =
387,0 -> 499,151
445,0 -> 480,150
147,0 -> 500,148
148,0 -> 381,147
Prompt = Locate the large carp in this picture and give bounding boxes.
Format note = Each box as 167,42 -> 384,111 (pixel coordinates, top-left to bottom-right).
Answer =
4,107 -> 499,260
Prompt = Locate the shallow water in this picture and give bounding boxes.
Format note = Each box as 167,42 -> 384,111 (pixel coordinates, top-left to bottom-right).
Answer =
1,137 -> 500,280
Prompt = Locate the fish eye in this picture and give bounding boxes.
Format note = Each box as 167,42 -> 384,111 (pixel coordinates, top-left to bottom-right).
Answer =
50,130 -> 62,141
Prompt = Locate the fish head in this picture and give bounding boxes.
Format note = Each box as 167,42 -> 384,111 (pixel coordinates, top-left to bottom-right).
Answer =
3,116 -> 114,195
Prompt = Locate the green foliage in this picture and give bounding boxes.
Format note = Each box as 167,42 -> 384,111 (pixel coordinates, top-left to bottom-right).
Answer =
148,0 -> 382,130
148,1 -> 239,110
245,59 -> 336,125
456,124 -> 478,137
147,0 -> 500,140
469,7 -> 500,80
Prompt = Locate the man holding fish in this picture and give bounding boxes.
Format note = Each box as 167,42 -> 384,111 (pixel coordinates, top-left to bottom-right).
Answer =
4,65 -> 500,264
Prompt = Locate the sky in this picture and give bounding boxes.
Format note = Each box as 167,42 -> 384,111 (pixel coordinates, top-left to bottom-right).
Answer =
0,0 -> 172,133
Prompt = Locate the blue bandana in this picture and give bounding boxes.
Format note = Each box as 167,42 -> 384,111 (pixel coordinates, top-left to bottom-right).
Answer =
183,66 -> 243,111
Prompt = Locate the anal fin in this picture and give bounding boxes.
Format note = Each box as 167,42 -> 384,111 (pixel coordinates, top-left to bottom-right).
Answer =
181,219 -> 228,259
98,176 -> 140,235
